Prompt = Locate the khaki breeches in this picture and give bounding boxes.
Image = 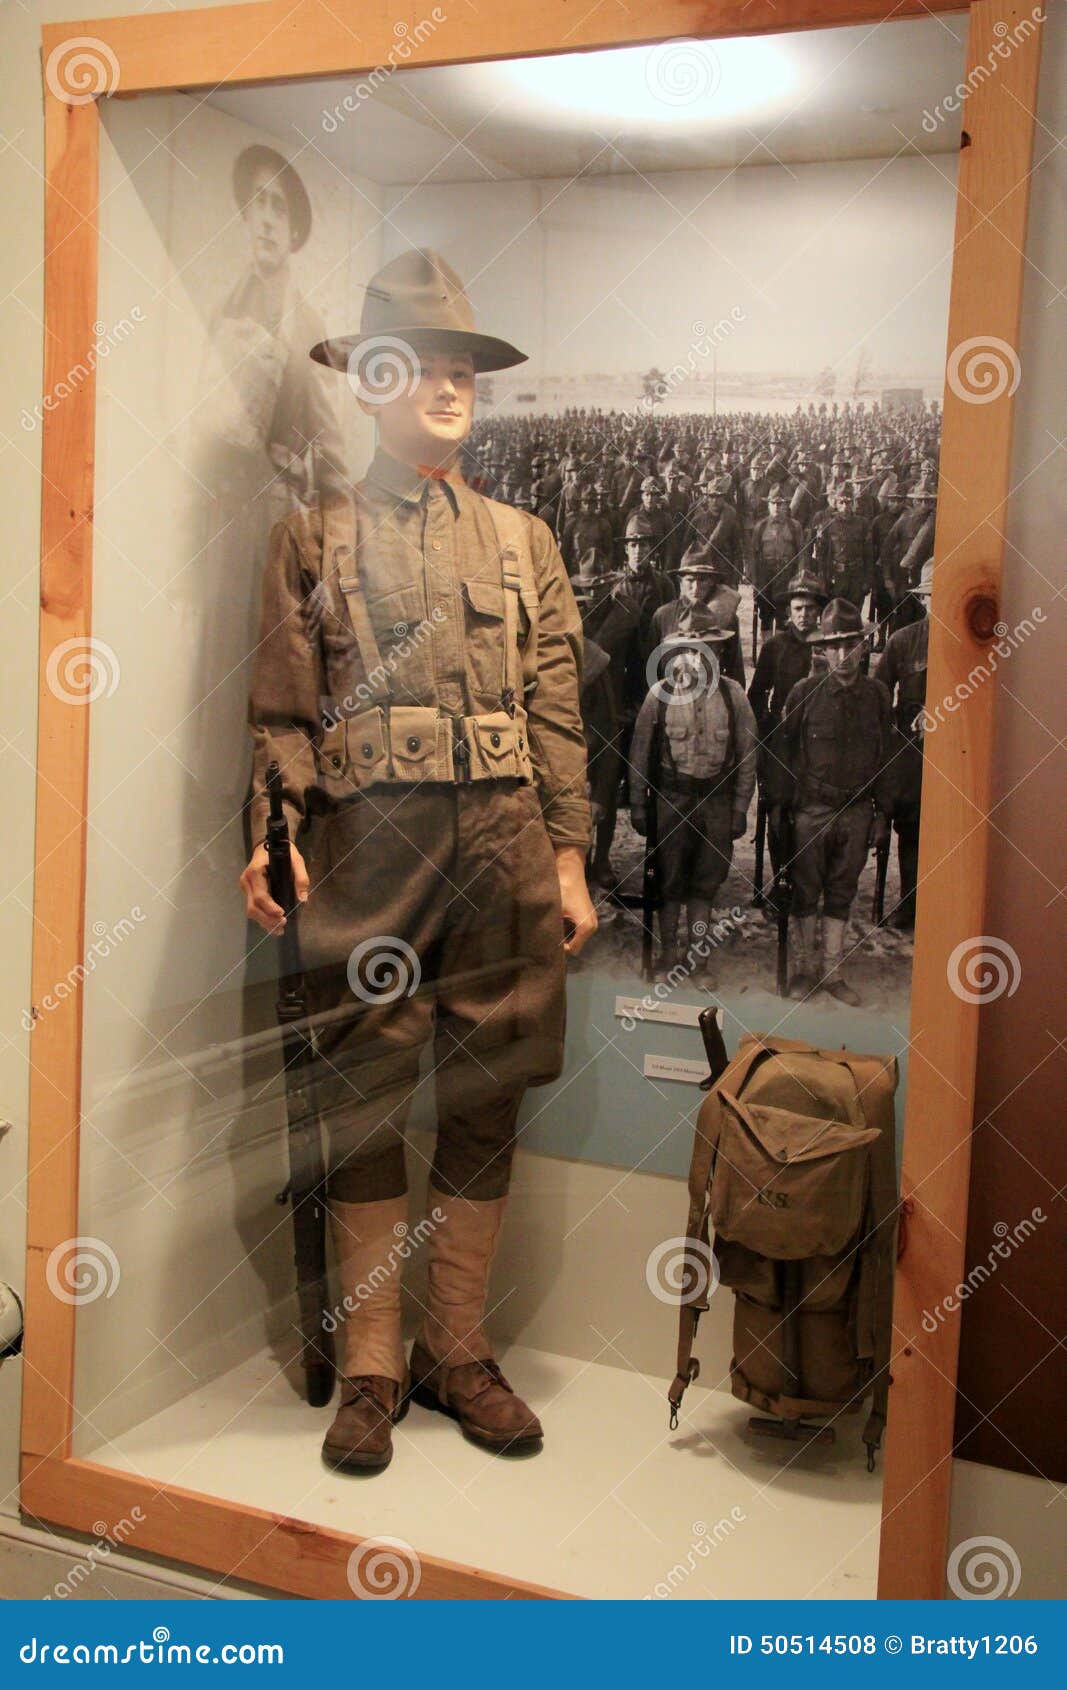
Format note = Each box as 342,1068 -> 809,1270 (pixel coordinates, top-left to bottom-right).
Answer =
295,778 -> 566,1203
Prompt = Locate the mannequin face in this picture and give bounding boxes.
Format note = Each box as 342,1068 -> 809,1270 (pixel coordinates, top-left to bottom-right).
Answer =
244,166 -> 292,277
361,347 -> 475,469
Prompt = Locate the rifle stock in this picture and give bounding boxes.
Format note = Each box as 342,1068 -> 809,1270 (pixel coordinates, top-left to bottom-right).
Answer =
264,762 -> 335,1408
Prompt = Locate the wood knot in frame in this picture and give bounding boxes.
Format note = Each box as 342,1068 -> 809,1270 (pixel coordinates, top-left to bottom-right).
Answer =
966,593 -> 1000,643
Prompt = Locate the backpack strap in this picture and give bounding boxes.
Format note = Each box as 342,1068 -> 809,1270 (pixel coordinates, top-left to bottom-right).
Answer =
668,1035 -> 766,1425
838,1053 -> 901,1467
486,499 -> 540,702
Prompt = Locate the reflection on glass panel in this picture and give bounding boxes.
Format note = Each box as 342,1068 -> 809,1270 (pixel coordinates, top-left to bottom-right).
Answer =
70,16 -> 966,1597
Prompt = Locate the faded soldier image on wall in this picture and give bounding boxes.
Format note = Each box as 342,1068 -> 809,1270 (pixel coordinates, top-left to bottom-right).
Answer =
62,12 -> 998,1602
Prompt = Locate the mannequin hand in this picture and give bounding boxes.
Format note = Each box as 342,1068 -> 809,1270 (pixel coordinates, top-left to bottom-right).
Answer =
554,845 -> 598,957
630,809 -> 648,837
240,843 -> 309,935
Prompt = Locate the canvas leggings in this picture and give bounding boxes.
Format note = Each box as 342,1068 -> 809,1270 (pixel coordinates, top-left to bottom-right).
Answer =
293,779 -> 566,1203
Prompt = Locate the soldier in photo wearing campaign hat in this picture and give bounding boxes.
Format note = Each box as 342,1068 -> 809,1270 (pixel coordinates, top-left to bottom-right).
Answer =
561,483 -> 615,577
240,248 -> 596,1473
748,568 -> 826,888
571,551 -> 639,888
750,484 -> 811,642
873,559 -> 934,931
685,472 -> 744,587
780,598 -> 894,1003
814,483 -> 875,619
630,618 -> 757,980
648,541 -> 745,687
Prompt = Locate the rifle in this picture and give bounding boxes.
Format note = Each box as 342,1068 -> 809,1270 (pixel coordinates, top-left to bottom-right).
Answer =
640,727 -> 662,983
264,761 -> 335,1408
872,829 -> 891,926
771,807 -> 794,996
752,792 -> 767,909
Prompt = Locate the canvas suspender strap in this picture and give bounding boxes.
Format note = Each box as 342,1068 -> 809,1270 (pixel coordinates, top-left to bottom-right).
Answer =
322,495 -> 392,701
486,499 -> 539,701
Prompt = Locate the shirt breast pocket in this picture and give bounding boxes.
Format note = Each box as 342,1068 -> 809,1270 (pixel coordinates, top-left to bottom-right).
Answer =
463,577 -> 507,705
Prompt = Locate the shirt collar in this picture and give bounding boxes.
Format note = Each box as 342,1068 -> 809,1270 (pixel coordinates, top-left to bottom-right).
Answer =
365,448 -> 460,514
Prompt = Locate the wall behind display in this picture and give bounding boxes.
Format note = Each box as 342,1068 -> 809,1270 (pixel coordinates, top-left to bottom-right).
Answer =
380,155 -> 959,408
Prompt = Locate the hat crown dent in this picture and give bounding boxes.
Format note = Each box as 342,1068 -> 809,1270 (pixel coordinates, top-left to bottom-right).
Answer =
309,245 -> 527,373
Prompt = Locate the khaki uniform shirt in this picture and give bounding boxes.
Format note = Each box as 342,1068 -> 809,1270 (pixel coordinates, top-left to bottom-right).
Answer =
248,449 -> 591,851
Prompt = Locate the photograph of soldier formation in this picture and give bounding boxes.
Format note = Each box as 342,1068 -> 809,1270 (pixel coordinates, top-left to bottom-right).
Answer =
462,394 -> 936,1010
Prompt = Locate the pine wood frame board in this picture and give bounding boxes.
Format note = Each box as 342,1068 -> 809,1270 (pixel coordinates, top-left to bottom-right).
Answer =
25,0 -> 1043,1602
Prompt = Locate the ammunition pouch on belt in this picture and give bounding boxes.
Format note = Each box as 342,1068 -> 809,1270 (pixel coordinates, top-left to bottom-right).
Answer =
309,493 -> 539,806
311,704 -> 534,801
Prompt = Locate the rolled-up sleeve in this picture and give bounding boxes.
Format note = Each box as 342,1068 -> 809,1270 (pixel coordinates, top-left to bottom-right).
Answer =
524,515 -> 592,851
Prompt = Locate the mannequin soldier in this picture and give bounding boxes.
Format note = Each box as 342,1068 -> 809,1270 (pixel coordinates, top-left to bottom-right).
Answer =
648,542 -> 745,687
630,620 -> 757,980
781,598 -> 893,1004
873,560 -> 933,930
747,568 -> 826,887
240,249 -> 596,1472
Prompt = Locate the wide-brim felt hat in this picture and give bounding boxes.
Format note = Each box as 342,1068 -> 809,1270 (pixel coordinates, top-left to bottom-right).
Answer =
671,541 -> 723,578
233,145 -> 311,252
659,625 -> 734,651
912,560 -> 935,597
807,596 -> 876,644
310,248 -> 527,374
620,513 -> 657,543
776,568 -> 827,606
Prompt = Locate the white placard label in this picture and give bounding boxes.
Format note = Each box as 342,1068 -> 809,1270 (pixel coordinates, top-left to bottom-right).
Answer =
615,996 -> 708,1029
643,1054 -> 709,1085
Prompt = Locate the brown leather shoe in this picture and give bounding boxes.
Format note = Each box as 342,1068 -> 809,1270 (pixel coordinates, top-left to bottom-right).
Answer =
321,1373 -> 409,1473
409,1341 -> 543,1454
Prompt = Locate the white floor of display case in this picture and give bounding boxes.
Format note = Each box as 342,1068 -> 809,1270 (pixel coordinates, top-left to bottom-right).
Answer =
83,1344 -> 882,1600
